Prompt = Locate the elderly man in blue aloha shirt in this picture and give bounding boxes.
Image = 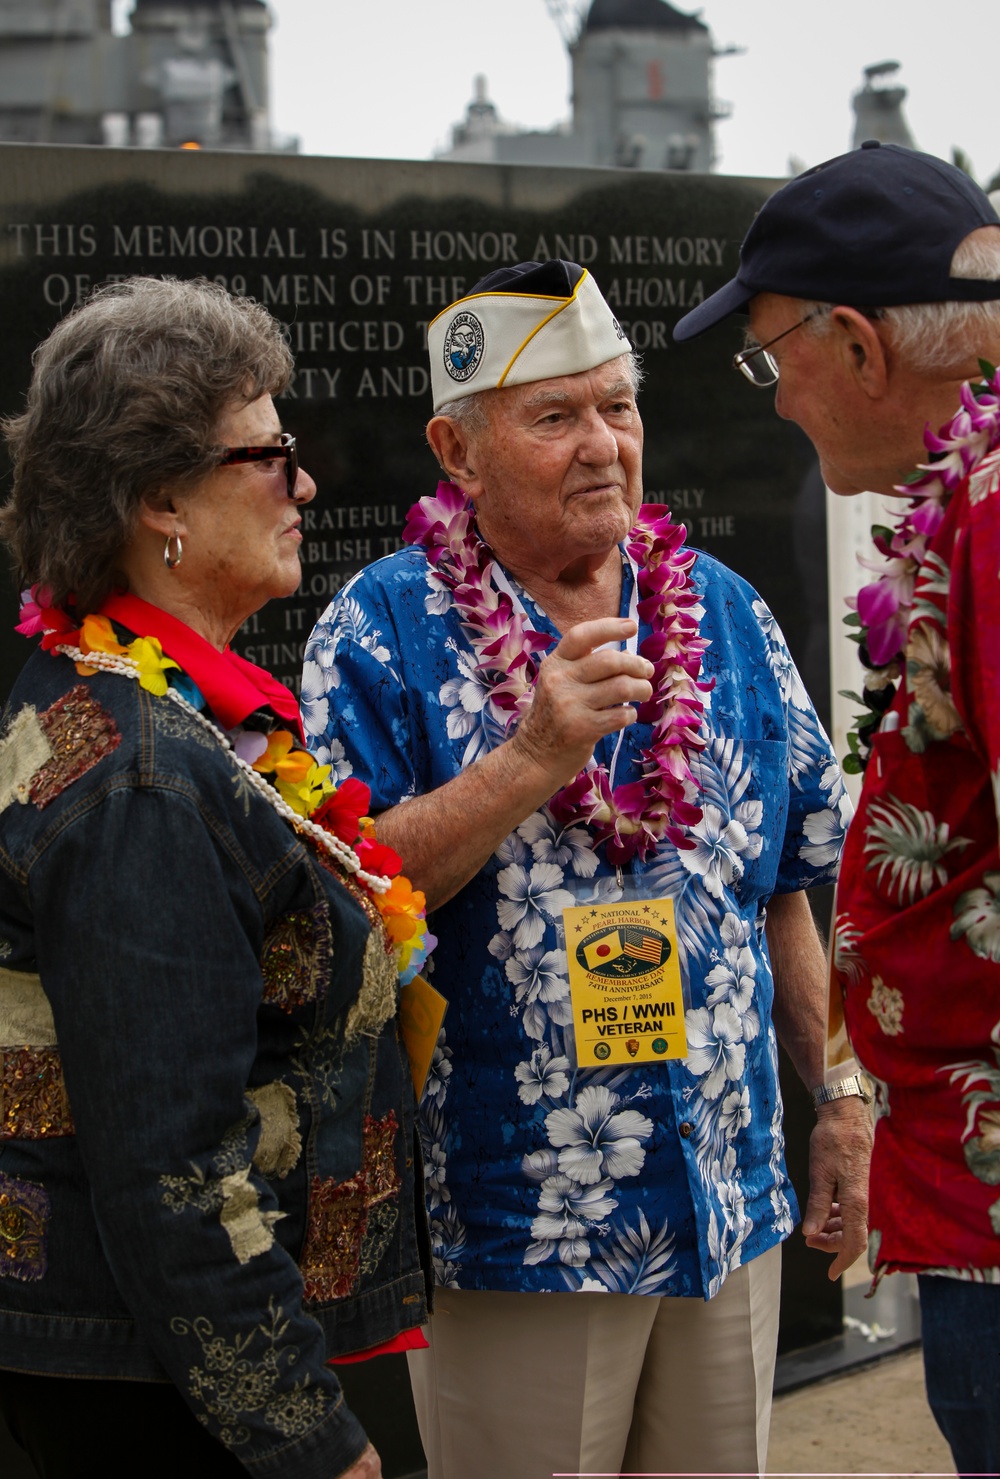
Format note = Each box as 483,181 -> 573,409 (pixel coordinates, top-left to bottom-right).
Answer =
301,260 -> 871,1479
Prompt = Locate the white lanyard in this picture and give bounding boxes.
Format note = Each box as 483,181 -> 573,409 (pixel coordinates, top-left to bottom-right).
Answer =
491,551 -> 641,792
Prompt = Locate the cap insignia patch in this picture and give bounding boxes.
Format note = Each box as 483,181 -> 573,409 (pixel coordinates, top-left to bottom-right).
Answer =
443,310 -> 486,384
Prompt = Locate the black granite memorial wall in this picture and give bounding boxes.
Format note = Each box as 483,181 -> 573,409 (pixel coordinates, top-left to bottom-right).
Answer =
0,143 -> 829,722
0,143 -> 840,1478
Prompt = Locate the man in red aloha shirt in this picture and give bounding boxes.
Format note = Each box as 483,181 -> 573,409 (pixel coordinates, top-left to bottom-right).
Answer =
675,142 -> 1000,1478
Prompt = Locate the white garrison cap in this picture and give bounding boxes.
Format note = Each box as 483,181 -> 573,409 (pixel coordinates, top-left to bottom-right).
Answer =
428,260 -> 631,413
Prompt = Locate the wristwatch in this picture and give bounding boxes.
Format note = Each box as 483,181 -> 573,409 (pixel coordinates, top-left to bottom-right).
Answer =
810,1072 -> 873,1110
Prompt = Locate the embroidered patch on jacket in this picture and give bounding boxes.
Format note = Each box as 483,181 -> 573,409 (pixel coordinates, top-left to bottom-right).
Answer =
344,929 -> 398,1046
171,1298 -> 327,1448
332,863 -> 382,929
0,966 -> 71,1141
0,1171 -> 49,1281
300,1109 -> 401,1303
300,1172 -> 366,1302
152,703 -> 220,752
364,1109 -> 400,1205
0,968 -> 57,1047
360,1200 -> 399,1278
0,707 -> 53,812
160,1117 -> 252,1215
29,686 -> 121,810
261,904 -> 332,1012
1,1046 -> 74,1139
218,1167 -> 285,1265
247,1081 -> 301,1179
160,1116 -> 288,1266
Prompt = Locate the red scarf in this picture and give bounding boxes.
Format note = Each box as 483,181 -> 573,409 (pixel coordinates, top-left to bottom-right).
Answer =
99,593 -> 303,740
328,1328 -> 428,1365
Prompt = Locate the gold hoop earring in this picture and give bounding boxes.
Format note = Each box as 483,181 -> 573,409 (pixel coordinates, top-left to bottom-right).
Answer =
163,529 -> 183,570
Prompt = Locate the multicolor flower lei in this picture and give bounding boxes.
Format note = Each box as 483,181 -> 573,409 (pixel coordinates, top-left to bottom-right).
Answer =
841,361 -> 1000,773
403,481 -> 712,864
18,596 -> 434,985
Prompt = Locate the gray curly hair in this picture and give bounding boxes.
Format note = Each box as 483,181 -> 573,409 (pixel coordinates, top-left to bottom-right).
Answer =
0,275 -> 293,615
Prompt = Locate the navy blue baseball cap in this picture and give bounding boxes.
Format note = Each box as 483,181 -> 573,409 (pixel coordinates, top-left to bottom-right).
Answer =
673,141 -> 1000,341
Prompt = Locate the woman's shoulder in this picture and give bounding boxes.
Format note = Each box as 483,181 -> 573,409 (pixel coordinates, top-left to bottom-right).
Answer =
0,648 -> 237,821
1,648 -> 139,797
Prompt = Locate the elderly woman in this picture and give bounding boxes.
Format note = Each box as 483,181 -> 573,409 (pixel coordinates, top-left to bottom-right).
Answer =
0,277 -> 431,1479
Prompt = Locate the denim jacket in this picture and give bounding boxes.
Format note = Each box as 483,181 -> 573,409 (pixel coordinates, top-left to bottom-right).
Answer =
0,645 -> 431,1478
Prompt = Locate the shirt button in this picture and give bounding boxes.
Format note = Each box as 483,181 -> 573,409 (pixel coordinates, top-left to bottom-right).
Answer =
679,1121 -> 693,1138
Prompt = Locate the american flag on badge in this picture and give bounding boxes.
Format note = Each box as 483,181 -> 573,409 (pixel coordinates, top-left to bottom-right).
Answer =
623,928 -> 661,964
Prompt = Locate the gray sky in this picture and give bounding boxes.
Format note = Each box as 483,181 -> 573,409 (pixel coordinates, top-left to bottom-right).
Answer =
264,1 -> 999,184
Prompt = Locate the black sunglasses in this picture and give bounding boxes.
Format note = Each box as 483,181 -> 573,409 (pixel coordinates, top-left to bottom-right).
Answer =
218,432 -> 298,498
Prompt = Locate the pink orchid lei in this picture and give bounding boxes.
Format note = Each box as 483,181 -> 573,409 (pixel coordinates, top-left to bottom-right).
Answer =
403,481 -> 713,864
843,363 -> 1000,773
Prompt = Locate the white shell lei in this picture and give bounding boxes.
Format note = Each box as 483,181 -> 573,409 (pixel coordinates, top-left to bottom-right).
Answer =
55,643 -> 390,895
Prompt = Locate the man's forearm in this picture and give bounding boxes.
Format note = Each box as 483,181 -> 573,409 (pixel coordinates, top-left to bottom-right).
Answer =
765,887 -> 828,1086
766,887 -> 873,1278
374,737 -> 559,911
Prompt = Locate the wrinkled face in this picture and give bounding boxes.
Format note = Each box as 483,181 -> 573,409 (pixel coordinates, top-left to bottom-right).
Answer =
173,393 -> 316,626
462,354 -> 644,572
748,293 -> 873,496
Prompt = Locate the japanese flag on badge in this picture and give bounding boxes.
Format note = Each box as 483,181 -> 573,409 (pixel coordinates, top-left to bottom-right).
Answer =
583,932 -> 624,971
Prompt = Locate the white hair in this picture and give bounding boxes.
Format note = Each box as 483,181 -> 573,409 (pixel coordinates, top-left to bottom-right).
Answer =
433,387 -> 493,433
802,227 -> 1000,374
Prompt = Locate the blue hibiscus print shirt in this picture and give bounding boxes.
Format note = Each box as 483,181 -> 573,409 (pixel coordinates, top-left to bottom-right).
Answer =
302,540 -> 849,1300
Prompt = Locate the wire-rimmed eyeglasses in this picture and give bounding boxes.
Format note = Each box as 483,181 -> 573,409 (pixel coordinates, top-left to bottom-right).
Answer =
733,308 -> 826,387
218,432 -> 299,498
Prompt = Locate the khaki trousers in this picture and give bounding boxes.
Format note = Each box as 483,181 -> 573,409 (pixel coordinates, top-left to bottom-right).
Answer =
407,1243 -> 781,1479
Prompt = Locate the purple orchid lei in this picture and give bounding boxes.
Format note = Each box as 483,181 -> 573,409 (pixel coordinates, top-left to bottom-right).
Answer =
843,363 -> 1000,773
403,481 -> 713,864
